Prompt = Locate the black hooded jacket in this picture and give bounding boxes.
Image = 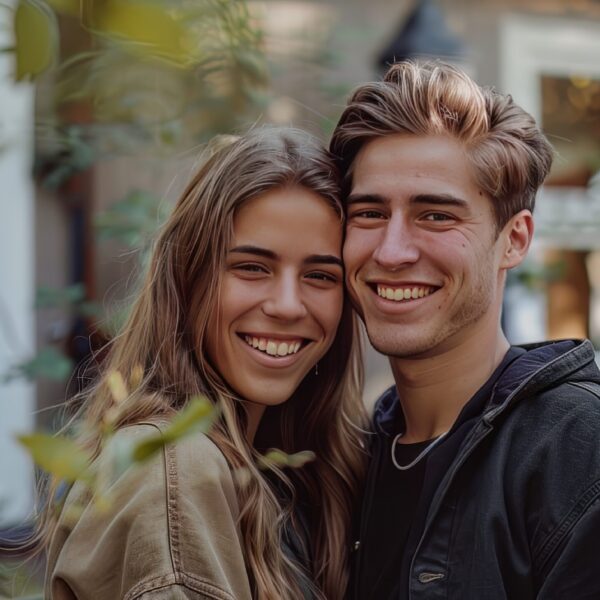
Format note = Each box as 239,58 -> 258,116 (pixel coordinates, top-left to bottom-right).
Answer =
352,339 -> 600,599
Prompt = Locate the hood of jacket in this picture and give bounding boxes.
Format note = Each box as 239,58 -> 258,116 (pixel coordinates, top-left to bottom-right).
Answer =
373,339 -> 600,436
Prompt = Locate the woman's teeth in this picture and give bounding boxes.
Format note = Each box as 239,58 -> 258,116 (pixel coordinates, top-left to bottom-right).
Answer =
376,285 -> 433,301
243,336 -> 302,357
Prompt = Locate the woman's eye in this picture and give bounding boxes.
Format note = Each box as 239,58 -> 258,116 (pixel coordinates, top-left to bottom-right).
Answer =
306,271 -> 339,283
234,263 -> 268,273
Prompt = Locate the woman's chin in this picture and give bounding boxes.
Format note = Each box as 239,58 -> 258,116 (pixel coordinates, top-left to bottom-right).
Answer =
237,379 -> 301,408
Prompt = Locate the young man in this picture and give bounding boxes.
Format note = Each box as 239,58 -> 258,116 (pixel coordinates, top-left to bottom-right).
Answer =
331,61 -> 600,599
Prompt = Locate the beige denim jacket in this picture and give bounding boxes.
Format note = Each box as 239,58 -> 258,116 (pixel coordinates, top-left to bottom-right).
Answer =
45,424 -> 253,600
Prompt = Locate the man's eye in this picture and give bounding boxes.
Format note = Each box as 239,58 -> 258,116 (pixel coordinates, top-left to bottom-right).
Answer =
351,210 -> 386,219
424,213 -> 452,222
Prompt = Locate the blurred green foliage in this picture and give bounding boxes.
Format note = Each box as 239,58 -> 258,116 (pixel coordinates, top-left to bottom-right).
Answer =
17,390 -> 217,497
95,189 -> 170,254
3,347 -> 73,383
3,0 -> 268,385
35,283 -> 99,317
509,258 -> 567,290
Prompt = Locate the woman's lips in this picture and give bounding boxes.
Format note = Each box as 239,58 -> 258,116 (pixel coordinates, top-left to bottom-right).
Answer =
236,333 -> 310,358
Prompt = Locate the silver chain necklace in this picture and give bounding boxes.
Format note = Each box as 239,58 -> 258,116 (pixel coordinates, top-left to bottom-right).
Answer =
391,431 -> 449,471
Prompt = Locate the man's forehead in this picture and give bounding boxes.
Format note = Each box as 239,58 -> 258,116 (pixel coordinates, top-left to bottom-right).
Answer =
348,133 -> 480,195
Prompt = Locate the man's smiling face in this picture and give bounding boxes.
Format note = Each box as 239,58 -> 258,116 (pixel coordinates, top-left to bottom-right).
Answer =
343,133 -> 509,359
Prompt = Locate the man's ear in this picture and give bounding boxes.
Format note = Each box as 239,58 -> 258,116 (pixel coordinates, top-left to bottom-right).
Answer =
499,209 -> 534,269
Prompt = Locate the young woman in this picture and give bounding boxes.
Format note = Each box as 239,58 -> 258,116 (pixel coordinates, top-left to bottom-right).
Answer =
43,128 -> 368,600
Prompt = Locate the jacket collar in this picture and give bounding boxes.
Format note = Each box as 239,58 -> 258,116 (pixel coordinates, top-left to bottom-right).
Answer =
373,339 -> 599,435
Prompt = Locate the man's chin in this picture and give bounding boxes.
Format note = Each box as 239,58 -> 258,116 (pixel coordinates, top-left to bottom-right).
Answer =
365,326 -> 437,359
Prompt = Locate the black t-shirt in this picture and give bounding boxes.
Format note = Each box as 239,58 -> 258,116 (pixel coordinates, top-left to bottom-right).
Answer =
359,438 -> 433,598
357,347 -> 526,600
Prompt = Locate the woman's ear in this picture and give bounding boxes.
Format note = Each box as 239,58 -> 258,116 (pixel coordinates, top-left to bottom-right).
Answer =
500,209 -> 534,270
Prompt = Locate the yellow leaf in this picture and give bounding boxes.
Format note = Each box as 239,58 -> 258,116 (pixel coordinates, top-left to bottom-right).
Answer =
106,370 -> 128,404
129,364 -> 144,390
92,1 -> 192,65
14,0 -> 58,81
17,433 -> 92,482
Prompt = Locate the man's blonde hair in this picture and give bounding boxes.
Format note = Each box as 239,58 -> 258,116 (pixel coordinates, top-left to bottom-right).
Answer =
330,60 -> 554,229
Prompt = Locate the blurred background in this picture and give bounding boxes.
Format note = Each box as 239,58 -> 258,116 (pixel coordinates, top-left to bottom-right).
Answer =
1,0 -> 599,595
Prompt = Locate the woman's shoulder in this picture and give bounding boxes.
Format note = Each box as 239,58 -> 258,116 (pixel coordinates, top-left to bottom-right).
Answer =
120,422 -> 238,505
46,425 -> 251,600
115,422 -> 232,480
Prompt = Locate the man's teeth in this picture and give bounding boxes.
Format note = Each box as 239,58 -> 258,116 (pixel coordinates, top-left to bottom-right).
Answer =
376,285 -> 433,301
243,336 -> 302,356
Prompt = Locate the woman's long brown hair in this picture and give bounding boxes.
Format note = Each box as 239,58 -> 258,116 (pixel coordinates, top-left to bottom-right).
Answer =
43,127 -> 368,599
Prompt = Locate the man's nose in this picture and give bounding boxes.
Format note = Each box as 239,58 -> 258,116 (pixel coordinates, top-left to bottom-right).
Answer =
261,274 -> 308,321
372,214 -> 420,270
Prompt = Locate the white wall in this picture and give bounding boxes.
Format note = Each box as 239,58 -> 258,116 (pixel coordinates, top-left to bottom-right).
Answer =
0,3 -> 36,526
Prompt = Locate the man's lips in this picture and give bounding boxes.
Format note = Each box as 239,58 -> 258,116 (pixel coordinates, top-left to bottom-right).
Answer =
367,282 -> 439,302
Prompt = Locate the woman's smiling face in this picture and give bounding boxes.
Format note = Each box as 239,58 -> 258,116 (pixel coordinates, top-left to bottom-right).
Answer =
205,185 -> 344,418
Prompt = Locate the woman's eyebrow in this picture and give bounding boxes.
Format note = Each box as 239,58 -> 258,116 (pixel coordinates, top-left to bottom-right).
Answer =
229,246 -> 342,268
229,245 -> 277,259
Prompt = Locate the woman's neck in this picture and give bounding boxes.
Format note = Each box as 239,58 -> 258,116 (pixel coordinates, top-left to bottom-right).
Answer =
244,401 -> 267,444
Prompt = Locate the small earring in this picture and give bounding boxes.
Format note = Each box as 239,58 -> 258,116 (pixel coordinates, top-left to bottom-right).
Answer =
314,362 -> 319,376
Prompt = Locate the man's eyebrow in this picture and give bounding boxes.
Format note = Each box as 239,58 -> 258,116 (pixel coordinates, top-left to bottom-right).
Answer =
411,193 -> 469,208
304,255 -> 343,268
346,193 -> 387,206
229,245 -> 278,259
229,246 -> 343,268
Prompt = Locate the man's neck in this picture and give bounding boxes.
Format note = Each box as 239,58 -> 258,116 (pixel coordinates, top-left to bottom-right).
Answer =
389,328 -> 510,444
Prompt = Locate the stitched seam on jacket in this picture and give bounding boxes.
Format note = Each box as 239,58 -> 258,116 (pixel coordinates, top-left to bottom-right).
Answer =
165,442 -> 182,574
534,479 -> 600,570
125,572 -> 237,600
569,381 -> 600,399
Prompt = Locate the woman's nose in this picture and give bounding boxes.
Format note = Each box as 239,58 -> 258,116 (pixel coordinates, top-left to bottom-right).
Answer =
261,275 -> 308,321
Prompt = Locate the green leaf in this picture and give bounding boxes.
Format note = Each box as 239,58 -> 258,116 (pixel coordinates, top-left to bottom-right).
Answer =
17,433 -> 92,483
37,126 -> 95,189
258,449 -> 316,470
132,396 -> 216,462
14,0 -> 58,81
4,347 -> 73,382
